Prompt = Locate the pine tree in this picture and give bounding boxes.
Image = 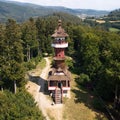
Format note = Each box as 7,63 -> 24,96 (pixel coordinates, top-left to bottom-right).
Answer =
21,18 -> 39,61
1,19 -> 25,93
0,24 -> 5,91
36,18 -> 54,54
36,18 -> 46,54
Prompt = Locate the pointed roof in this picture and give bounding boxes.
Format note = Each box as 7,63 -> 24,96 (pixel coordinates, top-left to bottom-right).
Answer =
51,20 -> 69,38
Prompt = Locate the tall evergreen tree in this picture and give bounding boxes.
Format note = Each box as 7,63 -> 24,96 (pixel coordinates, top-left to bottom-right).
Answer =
0,24 -> 5,91
36,17 -> 55,55
1,19 -> 25,93
21,18 -> 39,61
36,18 -> 47,54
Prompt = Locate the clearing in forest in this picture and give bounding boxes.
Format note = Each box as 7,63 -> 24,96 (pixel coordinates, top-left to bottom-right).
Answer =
26,57 -> 108,120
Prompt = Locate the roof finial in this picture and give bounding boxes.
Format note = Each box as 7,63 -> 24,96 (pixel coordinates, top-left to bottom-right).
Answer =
58,20 -> 62,27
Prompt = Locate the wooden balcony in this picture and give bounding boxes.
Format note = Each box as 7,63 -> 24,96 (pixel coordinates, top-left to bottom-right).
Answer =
48,80 -> 70,90
53,57 -> 65,60
51,42 -> 68,48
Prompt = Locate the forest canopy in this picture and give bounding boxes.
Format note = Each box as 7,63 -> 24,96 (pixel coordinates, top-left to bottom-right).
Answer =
0,12 -> 120,118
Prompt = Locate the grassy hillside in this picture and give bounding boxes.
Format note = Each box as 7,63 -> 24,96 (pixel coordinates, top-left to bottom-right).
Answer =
83,9 -> 120,32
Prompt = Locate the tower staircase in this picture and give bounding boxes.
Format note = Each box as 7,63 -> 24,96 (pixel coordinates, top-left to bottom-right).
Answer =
53,88 -> 62,104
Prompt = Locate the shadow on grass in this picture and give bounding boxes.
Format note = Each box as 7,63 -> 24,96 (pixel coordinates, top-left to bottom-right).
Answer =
72,85 -> 94,108
27,72 -> 49,95
73,83 -> 120,120
94,114 -> 108,120
71,77 -> 109,120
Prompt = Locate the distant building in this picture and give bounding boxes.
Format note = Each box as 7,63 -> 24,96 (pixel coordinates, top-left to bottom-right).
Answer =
48,20 -> 71,104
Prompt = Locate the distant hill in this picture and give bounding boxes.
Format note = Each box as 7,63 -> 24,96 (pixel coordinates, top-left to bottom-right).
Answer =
107,9 -> 120,20
84,9 -> 120,31
104,9 -> 120,30
0,0 -> 109,22
46,12 -> 82,25
0,1 -> 55,22
45,6 -> 109,17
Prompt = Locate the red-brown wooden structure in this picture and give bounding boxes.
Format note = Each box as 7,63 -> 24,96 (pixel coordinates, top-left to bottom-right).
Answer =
48,20 -> 71,104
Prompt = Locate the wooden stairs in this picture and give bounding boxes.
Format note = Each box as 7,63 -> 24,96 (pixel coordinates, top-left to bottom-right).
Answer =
53,88 -> 62,104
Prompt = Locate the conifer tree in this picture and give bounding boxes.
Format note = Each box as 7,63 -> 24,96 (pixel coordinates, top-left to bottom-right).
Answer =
21,18 -> 39,61
36,18 -> 54,54
2,19 -> 25,93
36,18 -> 46,54
0,24 -> 5,91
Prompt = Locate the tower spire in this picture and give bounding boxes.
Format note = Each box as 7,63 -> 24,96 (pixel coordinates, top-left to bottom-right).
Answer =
52,20 -> 68,38
58,19 -> 62,27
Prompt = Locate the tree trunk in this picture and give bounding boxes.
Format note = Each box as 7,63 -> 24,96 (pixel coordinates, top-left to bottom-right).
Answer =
14,80 -> 17,94
1,86 -> 3,92
38,47 -> 40,56
30,49 -> 33,59
0,86 -> 3,92
114,84 -> 118,109
28,47 -> 30,61
27,45 -> 30,62
27,50 -> 29,62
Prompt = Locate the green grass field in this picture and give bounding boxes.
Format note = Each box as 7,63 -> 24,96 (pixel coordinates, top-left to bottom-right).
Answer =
109,27 -> 120,32
63,74 -> 108,120
27,57 -> 46,77
36,58 -> 46,70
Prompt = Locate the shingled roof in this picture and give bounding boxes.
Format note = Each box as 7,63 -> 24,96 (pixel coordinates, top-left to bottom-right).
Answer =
48,68 -> 71,81
48,75 -> 70,81
51,20 -> 69,38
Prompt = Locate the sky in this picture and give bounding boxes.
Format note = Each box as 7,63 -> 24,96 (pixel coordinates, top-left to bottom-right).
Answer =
9,0 -> 120,10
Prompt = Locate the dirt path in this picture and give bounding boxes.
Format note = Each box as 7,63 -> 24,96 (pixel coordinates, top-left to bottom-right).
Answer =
26,57 -> 63,120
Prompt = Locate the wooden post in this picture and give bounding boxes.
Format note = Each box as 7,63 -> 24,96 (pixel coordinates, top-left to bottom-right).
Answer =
66,80 -> 68,87
61,87 -> 63,103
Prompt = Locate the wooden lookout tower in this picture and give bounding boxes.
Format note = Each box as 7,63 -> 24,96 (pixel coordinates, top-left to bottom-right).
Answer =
48,20 -> 71,104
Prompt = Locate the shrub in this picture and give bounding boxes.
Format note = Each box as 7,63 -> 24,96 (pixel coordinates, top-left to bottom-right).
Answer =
24,56 -> 42,71
65,58 -> 74,70
92,98 -> 105,111
76,73 -> 90,86
0,90 -> 44,120
24,60 -> 36,70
